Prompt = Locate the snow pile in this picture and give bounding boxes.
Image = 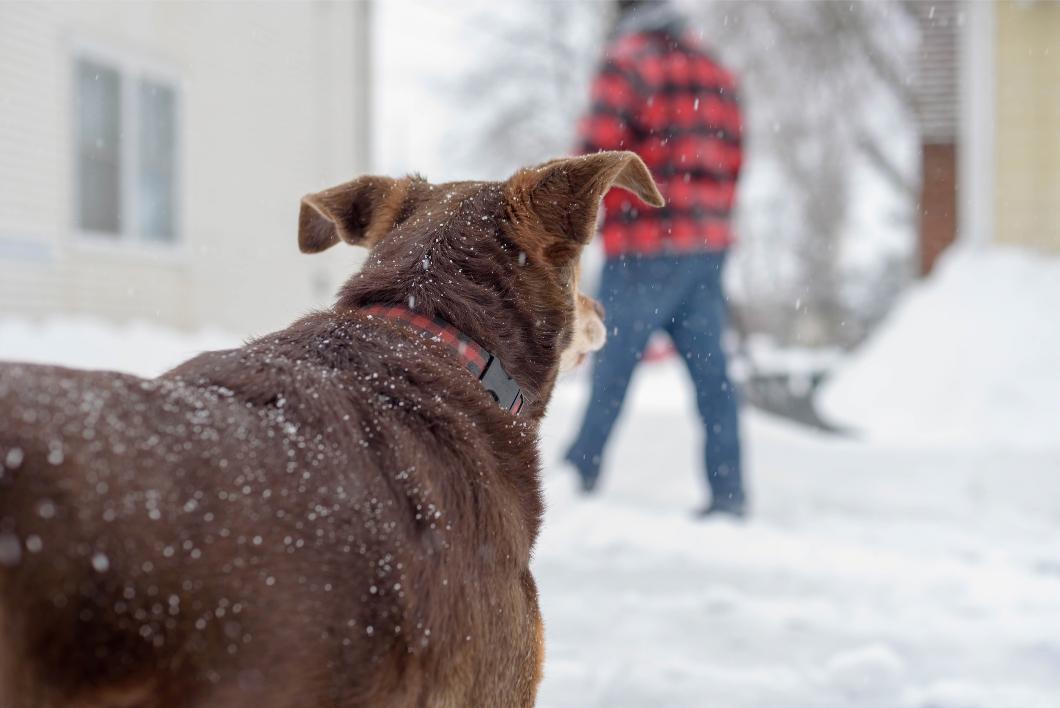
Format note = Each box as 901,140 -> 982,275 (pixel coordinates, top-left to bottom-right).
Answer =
0,316 -> 238,378
820,246 -> 1060,449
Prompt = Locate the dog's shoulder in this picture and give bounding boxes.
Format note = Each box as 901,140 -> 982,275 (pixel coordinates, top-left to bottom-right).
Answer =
162,312 -> 346,399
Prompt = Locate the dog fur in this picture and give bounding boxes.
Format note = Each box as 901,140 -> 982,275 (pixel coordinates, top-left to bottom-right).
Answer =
0,152 -> 662,708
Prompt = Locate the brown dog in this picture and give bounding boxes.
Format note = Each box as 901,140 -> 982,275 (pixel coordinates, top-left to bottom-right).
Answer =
0,151 -> 662,708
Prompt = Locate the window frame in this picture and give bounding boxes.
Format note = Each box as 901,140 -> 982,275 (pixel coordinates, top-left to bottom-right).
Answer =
70,40 -> 185,257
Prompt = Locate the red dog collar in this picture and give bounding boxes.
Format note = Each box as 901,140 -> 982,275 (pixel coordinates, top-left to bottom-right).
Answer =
363,305 -> 532,416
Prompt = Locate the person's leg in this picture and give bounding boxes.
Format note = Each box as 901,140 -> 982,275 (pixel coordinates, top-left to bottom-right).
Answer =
565,257 -> 659,491
664,252 -> 746,513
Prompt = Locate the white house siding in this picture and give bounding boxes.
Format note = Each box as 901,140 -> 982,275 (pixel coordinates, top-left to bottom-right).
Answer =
0,1 -> 370,336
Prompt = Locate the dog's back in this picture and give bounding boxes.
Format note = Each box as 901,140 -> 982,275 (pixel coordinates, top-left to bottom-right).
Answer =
0,312 -> 543,707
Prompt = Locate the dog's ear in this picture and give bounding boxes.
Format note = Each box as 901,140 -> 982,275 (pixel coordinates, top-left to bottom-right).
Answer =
506,151 -> 664,248
298,176 -> 410,253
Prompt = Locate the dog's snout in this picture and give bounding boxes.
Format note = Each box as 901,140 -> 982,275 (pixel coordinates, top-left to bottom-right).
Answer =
591,299 -> 605,320
587,318 -> 607,350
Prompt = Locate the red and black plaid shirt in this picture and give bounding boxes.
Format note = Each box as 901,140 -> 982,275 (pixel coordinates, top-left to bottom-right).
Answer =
579,29 -> 743,257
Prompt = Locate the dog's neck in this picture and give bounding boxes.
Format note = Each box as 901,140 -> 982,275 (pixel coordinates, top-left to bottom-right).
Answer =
361,304 -> 533,416
335,188 -> 568,416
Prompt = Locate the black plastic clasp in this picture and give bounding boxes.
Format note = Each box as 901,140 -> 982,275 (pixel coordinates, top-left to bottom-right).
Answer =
479,355 -> 525,413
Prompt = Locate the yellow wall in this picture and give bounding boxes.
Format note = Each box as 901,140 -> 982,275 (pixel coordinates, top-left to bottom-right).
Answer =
993,1 -> 1060,252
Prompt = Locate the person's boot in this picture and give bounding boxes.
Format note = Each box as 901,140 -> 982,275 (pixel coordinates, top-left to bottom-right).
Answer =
564,451 -> 600,495
578,473 -> 599,494
694,500 -> 747,520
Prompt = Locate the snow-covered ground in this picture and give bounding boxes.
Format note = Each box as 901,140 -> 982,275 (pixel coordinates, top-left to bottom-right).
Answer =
538,364 -> 1060,708
2,315 -> 1058,707
0,317 -> 237,378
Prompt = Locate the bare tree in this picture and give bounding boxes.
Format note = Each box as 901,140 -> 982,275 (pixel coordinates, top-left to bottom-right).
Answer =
690,0 -> 920,346
440,1 -> 612,179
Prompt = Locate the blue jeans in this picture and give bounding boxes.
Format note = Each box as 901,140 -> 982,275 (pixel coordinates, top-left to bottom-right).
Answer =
565,252 -> 745,508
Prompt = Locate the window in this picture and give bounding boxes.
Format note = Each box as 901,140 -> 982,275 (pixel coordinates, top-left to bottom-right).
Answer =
74,54 -> 179,244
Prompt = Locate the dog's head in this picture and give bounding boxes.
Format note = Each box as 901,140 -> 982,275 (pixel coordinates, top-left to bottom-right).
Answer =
297,151 -> 663,406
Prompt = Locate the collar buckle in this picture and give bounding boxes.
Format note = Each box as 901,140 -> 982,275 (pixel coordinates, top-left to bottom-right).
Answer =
479,355 -> 529,415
